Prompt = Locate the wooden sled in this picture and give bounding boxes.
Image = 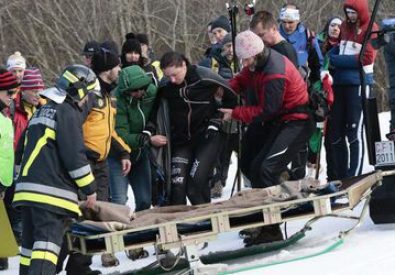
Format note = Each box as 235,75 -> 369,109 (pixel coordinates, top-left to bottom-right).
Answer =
66,171 -> 387,274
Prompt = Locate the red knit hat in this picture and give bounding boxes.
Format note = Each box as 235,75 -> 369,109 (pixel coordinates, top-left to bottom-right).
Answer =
20,68 -> 45,91
0,68 -> 19,91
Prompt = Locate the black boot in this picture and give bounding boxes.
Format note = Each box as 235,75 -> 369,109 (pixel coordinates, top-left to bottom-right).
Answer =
0,258 -> 9,270
126,248 -> 149,261
243,224 -> 284,247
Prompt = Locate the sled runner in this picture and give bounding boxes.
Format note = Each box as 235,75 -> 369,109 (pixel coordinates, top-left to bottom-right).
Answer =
66,171 -> 385,274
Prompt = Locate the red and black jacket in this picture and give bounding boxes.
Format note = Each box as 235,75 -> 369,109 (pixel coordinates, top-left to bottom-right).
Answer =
229,49 -> 310,123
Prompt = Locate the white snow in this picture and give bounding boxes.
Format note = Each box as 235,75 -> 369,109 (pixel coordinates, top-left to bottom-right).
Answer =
3,112 -> 395,275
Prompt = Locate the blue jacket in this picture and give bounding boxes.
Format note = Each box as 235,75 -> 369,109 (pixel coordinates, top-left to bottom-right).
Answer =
279,23 -> 324,69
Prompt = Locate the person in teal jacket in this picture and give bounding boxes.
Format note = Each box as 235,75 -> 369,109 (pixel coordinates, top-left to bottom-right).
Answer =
110,65 -> 166,211
0,68 -> 19,271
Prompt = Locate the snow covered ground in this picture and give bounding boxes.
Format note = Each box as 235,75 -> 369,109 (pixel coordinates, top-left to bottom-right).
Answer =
3,112 -> 395,275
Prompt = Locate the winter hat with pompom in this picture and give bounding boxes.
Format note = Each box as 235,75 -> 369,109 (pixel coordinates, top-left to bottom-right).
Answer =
7,51 -> 26,70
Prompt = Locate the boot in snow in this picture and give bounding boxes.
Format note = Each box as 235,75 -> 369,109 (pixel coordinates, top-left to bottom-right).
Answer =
243,224 -> 284,247
0,258 -> 8,270
101,253 -> 119,267
239,227 -> 262,239
126,248 -> 149,261
211,181 -> 223,199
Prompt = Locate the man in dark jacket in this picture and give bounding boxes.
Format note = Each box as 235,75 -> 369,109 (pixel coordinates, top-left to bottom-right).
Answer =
220,31 -> 315,246
13,65 -> 99,275
57,49 -> 131,274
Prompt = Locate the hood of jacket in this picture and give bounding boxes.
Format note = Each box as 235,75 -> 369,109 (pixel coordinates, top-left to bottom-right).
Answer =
344,0 -> 370,26
118,65 -> 153,95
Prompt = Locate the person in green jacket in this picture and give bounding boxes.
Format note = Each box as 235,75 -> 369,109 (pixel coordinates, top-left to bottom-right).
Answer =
0,68 -> 19,271
110,65 -> 166,211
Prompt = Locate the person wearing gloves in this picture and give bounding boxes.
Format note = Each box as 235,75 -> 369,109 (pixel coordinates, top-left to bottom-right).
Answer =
0,69 -> 19,271
13,64 -> 99,275
158,51 -> 237,206
219,30 -> 314,246
309,16 -> 342,181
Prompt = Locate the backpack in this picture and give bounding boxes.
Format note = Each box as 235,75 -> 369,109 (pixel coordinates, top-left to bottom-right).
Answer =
301,29 -> 332,123
308,82 -> 330,122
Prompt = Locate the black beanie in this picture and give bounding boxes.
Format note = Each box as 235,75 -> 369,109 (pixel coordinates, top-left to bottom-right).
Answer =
136,33 -> 149,46
125,32 -> 136,40
121,39 -> 142,56
91,51 -> 120,74
121,39 -> 143,68
211,15 -> 231,33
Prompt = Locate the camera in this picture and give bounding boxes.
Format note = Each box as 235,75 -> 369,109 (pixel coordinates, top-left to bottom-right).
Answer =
371,18 -> 395,49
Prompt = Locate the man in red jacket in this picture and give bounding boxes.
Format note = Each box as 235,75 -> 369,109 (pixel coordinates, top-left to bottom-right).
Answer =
220,30 -> 314,245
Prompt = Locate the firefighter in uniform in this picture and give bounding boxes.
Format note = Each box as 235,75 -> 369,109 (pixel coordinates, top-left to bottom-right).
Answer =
13,65 -> 100,275
57,47 -> 132,274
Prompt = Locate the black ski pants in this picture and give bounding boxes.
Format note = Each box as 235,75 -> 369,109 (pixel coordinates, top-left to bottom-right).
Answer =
170,132 -> 222,205
242,118 -> 315,188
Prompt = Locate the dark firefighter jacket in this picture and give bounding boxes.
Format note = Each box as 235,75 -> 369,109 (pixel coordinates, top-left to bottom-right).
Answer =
13,100 -> 96,218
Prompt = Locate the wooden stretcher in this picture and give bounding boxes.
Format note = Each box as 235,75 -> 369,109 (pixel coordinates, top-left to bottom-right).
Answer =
66,171 -> 388,274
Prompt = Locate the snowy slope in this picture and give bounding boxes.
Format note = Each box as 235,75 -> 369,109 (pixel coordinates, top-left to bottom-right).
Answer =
3,112 -> 395,275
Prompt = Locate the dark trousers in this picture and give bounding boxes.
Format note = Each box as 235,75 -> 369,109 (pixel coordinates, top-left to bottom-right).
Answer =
324,118 -> 338,181
20,207 -> 68,275
57,160 -> 109,274
170,132 -> 222,205
330,85 -> 365,179
4,182 -> 22,243
242,118 -> 315,188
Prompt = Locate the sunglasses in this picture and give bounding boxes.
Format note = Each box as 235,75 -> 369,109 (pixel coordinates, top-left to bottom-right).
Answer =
7,89 -> 17,95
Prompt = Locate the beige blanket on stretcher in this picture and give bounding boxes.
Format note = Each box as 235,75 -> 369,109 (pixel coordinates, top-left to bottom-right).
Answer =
78,178 -> 333,232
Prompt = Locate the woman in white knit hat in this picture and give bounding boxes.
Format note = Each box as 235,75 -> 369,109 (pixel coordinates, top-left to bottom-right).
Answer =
6,51 -> 26,84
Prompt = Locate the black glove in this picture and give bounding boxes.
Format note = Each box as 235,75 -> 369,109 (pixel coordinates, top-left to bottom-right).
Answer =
205,125 -> 220,140
138,133 -> 151,147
